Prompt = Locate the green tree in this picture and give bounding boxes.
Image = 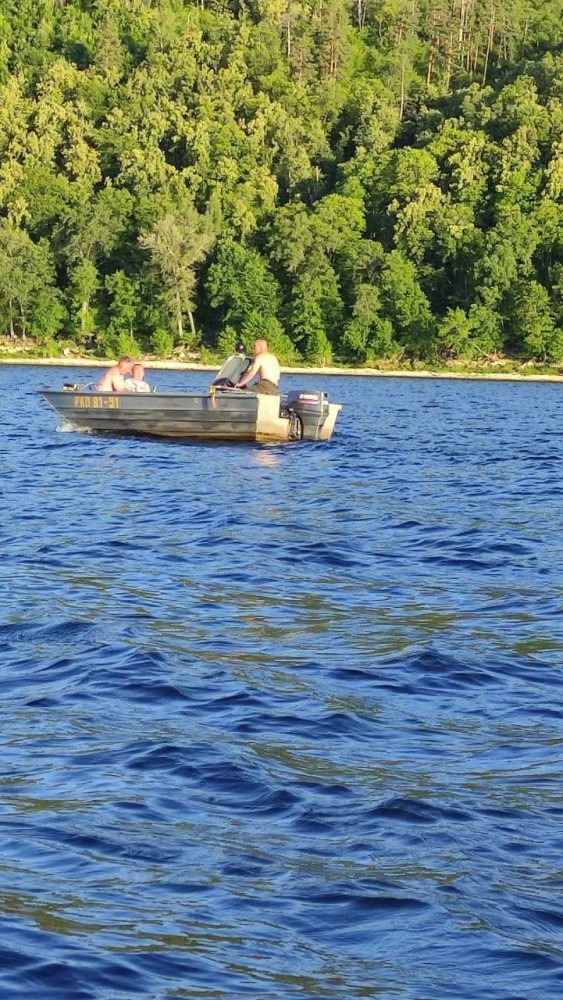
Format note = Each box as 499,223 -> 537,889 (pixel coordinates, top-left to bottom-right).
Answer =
69,259 -> 98,341
206,240 -> 282,333
139,208 -> 214,346
63,184 -> 133,342
0,221 -> 61,338
99,270 -> 142,356
379,250 -> 435,356
342,284 -> 397,362
1,0 -> 562,367
509,280 -> 560,361
240,311 -> 296,362
289,267 -> 343,364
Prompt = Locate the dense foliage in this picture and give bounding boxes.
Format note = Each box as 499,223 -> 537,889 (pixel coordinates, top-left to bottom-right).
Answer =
1,0 -> 563,363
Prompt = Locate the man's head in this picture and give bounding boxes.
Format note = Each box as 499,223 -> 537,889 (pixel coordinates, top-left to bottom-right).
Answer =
132,363 -> 145,380
118,356 -> 134,374
253,339 -> 268,356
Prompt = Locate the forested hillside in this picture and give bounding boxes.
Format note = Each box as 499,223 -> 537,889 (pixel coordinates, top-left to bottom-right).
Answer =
1,0 -> 563,364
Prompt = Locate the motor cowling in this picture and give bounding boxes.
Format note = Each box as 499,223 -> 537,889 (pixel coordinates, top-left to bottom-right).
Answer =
285,390 -> 330,440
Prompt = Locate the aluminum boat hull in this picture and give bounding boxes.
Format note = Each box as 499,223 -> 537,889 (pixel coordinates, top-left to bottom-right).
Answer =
40,389 -> 341,442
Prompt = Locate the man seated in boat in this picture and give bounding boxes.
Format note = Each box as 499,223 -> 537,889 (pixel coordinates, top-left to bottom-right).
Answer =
95,356 -> 134,391
124,363 -> 151,392
235,339 -> 280,395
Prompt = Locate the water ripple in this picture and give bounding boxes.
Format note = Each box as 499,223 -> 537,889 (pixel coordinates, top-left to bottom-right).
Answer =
0,368 -> 562,997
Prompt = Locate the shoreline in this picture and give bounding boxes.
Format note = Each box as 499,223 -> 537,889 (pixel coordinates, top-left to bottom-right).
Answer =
1,355 -> 563,382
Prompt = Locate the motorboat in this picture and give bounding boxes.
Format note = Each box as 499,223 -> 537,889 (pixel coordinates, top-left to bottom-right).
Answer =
40,355 -> 342,443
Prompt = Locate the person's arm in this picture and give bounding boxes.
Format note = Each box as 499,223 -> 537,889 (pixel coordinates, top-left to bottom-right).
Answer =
236,357 -> 259,388
111,372 -> 128,391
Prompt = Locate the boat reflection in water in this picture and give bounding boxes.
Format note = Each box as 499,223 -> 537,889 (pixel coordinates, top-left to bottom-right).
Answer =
40,355 -> 342,443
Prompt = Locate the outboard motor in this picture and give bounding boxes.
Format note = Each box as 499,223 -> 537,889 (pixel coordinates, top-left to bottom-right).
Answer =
285,390 -> 330,440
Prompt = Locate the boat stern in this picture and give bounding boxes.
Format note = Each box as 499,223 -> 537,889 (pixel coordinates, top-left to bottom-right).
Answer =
255,394 -> 292,442
317,402 -> 342,441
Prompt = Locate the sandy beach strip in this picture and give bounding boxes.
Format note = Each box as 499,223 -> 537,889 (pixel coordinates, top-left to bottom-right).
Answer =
1,355 -> 563,382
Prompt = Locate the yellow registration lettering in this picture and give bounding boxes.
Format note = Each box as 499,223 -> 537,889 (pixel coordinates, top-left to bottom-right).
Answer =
72,394 -> 119,409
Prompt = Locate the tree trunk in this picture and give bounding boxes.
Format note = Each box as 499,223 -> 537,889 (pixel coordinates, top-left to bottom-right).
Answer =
482,2 -> 496,84
175,289 -> 185,344
399,53 -> 406,121
187,308 -> 196,344
444,28 -> 453,90
425,2 -> 440,88
458,0 -> 466,53
81,297 -> 89,338
19,303 -> 27,342
426,36 -> 436,86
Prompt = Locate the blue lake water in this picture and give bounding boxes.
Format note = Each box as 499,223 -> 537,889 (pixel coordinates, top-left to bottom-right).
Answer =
1,363 -> 562,999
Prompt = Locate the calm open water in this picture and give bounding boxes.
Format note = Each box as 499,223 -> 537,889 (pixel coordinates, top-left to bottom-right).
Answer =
1,364 -> 562,1000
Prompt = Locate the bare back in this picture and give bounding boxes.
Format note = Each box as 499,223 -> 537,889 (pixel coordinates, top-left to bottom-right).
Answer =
96,367 -> 126,391
95,358 -> 133,391
236,339 -> 281,390
255,350 -> 281,385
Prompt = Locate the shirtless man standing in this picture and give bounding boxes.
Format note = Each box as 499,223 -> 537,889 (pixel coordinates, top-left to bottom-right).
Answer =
235,339 -> 280,395
95,356 -> 134,391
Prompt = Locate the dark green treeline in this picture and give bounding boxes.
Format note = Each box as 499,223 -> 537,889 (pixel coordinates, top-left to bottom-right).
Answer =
1,0 -> 563,364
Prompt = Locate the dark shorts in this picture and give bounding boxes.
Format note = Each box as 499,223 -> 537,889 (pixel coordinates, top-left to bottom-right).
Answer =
251,379 -> 279,395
